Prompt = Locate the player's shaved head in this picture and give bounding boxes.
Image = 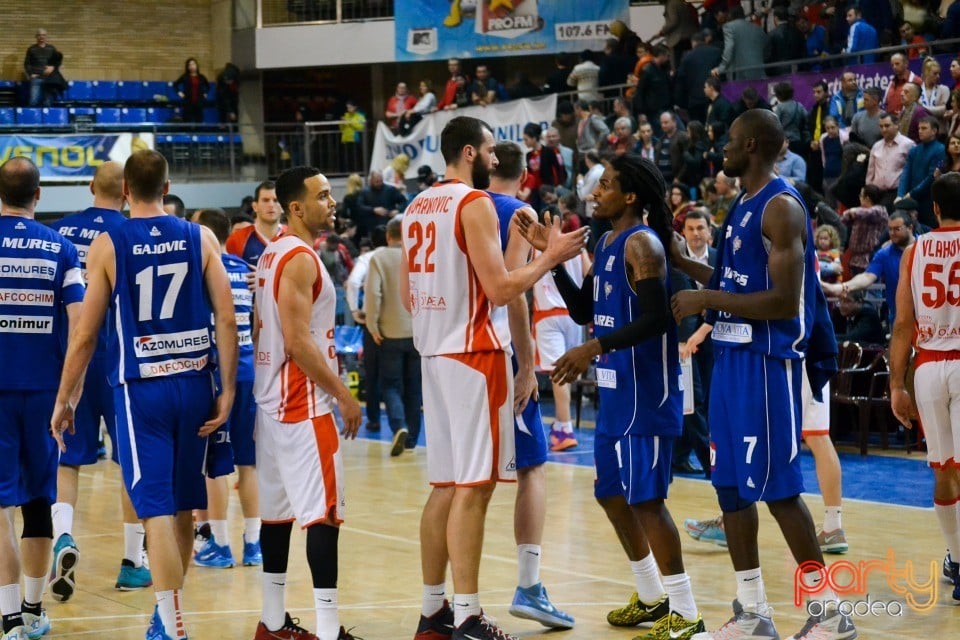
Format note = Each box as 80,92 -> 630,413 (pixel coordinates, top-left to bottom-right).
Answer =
0,156 -> 40,209
92,161 -> 124,201
736,109 -> 786,163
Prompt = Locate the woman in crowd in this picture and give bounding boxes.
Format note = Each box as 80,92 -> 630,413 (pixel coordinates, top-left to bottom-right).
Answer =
668,182 -> 696,233
920,56 -> 951,119
399,80 -> 437,135
936,133 -> 960,176
174,57 -> 210,123
339,173 -> 365,236
382,154 -> 409,192
773,81 -> 809,157
678,120 -> 709,189
634,121 -> 657,161
704,122 -> 726,177
842,184 -> 888,277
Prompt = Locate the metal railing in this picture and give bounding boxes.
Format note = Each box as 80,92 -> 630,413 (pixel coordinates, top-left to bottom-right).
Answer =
260,0 -> 394,26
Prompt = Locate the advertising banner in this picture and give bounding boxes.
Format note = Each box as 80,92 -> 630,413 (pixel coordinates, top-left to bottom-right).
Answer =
395,0 -> 630,62
0,133 -> 154,182
371,94 -> 557,178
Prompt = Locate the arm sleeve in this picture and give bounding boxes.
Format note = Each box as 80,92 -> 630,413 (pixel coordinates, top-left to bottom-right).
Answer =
596,278 -> 670,353
550,265 -> 593,325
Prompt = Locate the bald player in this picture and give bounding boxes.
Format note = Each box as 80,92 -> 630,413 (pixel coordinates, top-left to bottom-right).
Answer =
50,162 -> 153,600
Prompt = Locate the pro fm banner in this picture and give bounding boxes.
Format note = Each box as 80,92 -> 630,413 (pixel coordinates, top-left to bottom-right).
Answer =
396,0 -> 630,62
371,93 -> 557,179
0,133 -> 154,182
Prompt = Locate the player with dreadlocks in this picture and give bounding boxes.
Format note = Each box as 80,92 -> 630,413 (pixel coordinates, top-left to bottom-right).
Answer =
517,153 -> 704,640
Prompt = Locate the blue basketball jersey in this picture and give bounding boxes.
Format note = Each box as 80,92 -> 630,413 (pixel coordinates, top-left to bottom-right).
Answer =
56,206 -> 126,354
107,216 -> 213,385
0,216 -> 84,390
713,177 -> 817,359
222,253 -> 254,382
487,191 -> 527,252
592,225 -> 682,438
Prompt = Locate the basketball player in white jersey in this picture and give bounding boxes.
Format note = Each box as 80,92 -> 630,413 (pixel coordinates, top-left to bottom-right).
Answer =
253,166 -> 362,640
403,116 -> 587,640
890,171 -> 960,604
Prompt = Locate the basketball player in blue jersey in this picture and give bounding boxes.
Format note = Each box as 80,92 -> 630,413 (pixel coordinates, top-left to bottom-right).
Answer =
191,208 -> 262,569
485,141 -> 574,630
0,157 -> 84,640
51,150 -> 238,640
670,110 -> 857,640
49,161 -> 153,600
518,153 -> 704,640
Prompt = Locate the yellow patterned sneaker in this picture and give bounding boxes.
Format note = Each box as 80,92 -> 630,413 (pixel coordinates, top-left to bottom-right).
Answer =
607,592 -> 669,627
634,611 -> 705,640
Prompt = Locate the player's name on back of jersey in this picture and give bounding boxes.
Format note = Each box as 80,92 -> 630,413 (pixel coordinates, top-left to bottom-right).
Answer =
132,239 -> 187,255
2,237 -> 64,253
406,195 -> 454,215
919,237 -> 960,257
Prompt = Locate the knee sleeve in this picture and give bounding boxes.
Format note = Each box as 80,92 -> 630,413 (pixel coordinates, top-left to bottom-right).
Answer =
21,499 -> 53,539
260,521 -> 293,574
306,523 -> 340,589
716,486 -> 754,513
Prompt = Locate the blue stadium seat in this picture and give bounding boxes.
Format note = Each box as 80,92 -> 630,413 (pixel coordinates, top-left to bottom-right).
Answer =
42,107 -> 69,125
95,107 -> 121,124
206,83 -> 217,103
202,108 -> 219,124
0,81 -> 15,91
0,108 -> 14,125
146,107 -> 174,123
120,108 -> 147,124
15,108 -> 43,125
69,107 -> 96,124
116,81 -> 142,103
90,81 -> 118,103
66,80 -> 92,102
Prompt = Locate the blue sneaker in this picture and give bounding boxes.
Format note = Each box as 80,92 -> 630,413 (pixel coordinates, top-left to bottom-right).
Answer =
116,559 -> 153,590
682,515 -> 727,547
193,539 -> 234,568
944,552 -> 959,583
22,610 -> 51,639
242,535 -> 262,566
48,533 -> 80,602
508,582 -> 575,629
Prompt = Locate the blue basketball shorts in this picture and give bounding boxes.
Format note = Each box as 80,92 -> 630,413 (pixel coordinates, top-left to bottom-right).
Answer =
515,394 -> 548,470
205,380 -> 257,477
594,431 -> 673,505
61,356 -> 118,466
0,390 -> 58,507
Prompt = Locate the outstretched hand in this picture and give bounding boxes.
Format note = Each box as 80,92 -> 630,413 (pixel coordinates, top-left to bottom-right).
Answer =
514,208 -> 549,251
543,212 -> 590,264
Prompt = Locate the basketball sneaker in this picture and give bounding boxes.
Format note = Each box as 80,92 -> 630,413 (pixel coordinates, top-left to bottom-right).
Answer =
452,614 -> 516,640
253,612 -> 318,639
194,539 -> 235,568
682,516 -> 727,547
1,627 -> 28,640
607,592 -> 669,627
48,533 -> 79,602
22,609 -> 51,639
116,559 -> 153,590
548,425 -> 577,452
242,535 -> 263,566
943,552 -> 958,583
691,600 -> 778,640
634,610 -> 704,640
391,428 -> 409,457
508,583 -> 574,629
336,627 -> 361,639
816,528 -> 849,555
144,606 -> 188,640
193,522 -> 211,554
787,607 -> 857,639
414,599 -> 454,639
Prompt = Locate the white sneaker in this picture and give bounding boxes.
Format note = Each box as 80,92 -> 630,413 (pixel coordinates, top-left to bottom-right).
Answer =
691,600 -> 778,640
22,609 -> 51,638
787,607 -> 857,640
1,626 -> 28,640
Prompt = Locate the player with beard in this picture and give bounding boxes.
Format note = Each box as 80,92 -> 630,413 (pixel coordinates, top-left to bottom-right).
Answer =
404,116 -> 586,640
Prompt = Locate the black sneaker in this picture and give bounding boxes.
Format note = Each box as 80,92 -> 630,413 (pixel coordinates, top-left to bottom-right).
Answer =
337,626 -> 362,640
452,614 -> 516,640
415,600 -> 454,639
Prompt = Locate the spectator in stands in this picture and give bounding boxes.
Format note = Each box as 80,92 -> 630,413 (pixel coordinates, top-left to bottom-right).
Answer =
731,86 -> 770,118
535,126 -> 568,191
766,6 -> 805,76
823,0 -> 850,56
815,225 -> 843,283
901,0 -> 931,32
850,86 -> 883,147
356,171 -> 407,241
845,5 -> 879,63
898,116 -> 945,227
545,127 -> 574,190
609,19 -> 642,65
558,193 -> 582,231
943,2 -> 960,40
797,13 -> 827,71
938,133 -> 960,175
949,59 -> 960,92
385,82 -> 416,133
676,30 -> 721,123
919,57 -> 950,120
898,21 -> 929,59
567,50 -> 601,102
505,72 -> 541,101
899,82 -> 931,141
834,141 -> 871,209
653,0 -> 700,67
551,101 -> 578,154
944,90 -> 960,141
820,116 -> 849,205
162,193 -> 186,218
416,165 -> 437,192
230,213 -> 254,235
470,64 -> 498,106
625,41 -> 654,100
577,149 -> 605,238
795,181 -> 847,245
884,53 -> 919,117
636,121 -> 656,162
669,183 -> 697,232
174,57 -> 209,123
543,54 -> 573,94
598,38 -> 632,97
704,121 -> 726,176
216,63 -> 240,123
776,139 -> 807,183
399,81 -> 436,136
520,123 -> 545,209
574,100 -> 609,156
703,76 -> 734,131
713,4 -> 768,80
339,99 -> 366,170
605,97 -> 635,134
710,171 -> 737,225
437,58 -> 469,110
24,28 -> 65,106
867,112 -> 915,208
677,121 -> 708,190
656,111 -> 682,184
773,81 -> 808,157
238,194 -> 254,218
828,71 -> 864,128
842,184 -> 889,276
807,80 -> 832,193
633,44 -> 672,132
339,173 -> 364,231
382,154 -> 409,192
833,292 -> 885,344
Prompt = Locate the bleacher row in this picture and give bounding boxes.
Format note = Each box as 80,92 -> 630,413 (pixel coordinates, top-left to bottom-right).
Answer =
0,106 -> 220,127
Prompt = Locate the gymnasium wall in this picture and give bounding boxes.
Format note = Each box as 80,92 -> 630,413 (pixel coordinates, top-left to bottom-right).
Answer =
0,0 -> 232,82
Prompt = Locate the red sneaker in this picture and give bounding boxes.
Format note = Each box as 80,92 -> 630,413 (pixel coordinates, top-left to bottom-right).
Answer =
254,613 -> 318,639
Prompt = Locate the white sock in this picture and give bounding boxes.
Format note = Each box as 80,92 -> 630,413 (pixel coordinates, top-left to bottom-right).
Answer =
22,576 -> 44,606
261,572 -> 286,631
124,523 -> 145,566
823,507 -> 842,532
801,568 -> 837,605
244,518 -> 261,544
156,589 -> 186,639
422,583 -> 446,617
662,573 -> 697,620
51,503 -> 73,539
210,520 -> 230,548
452,593 -> 480,628
935,499 -> 960,556
517,544 -> 541,588
630,554 -> 665,604
735,568 -> 767,614
313,588 -> 339,640
0,583 -> 20,616
558,421 -> 573,434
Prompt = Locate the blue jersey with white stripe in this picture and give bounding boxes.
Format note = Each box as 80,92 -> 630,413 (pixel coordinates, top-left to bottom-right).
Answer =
592,224 -> 682,438
107,216 -> 213,385
713,177 -> 817,359
0,216 -> 84,390
222,252 -> 254,382
56,206 -> 126,355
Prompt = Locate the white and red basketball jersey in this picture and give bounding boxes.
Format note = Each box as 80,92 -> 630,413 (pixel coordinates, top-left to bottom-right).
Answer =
909,227 -> 960,352
254,235 -> 337,422
532,251 -> 587,316
402,179 -> 510,357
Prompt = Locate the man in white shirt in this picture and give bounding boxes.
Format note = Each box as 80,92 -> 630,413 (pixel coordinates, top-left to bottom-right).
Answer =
866,112 -> 915,208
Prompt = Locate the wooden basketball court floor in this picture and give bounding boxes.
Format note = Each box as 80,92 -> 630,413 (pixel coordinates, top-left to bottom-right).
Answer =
24,427 -> 960,639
